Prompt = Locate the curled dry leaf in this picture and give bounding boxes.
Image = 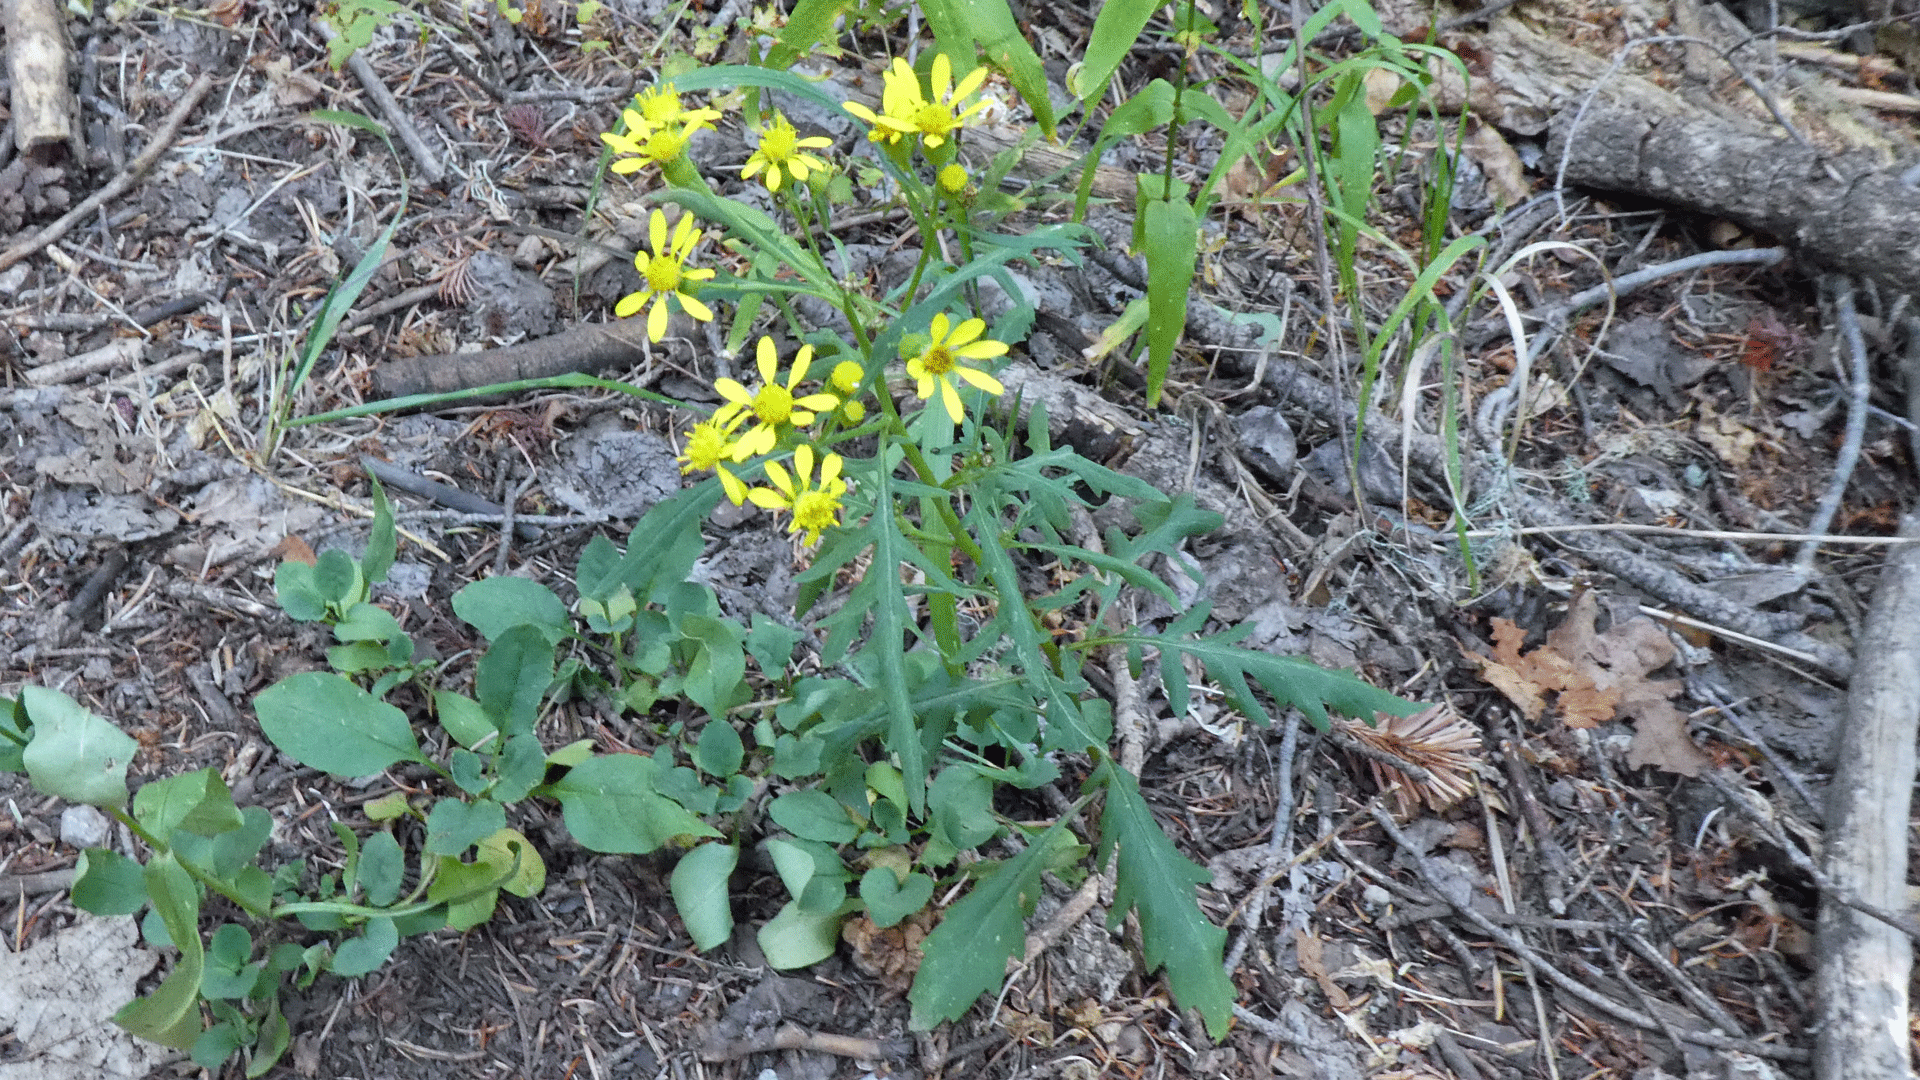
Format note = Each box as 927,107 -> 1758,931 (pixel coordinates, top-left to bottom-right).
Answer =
1339,702 -> 1484,816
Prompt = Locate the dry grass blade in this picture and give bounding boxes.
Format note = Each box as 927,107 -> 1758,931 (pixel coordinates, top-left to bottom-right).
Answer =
1339,703 -> 1483,815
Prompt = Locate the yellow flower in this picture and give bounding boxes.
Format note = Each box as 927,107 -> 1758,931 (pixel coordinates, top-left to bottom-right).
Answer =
844,55 -> 990,150
599,107 -> 651,158
632,84 -> 721,133
844,58 -> 921,145
742,112 -> 833,193
679,412 -> 751,505
600,85 -> 720,175
748,444 -> 848,546
937,163 -> 969,195
713,337 -> 841,460
906,313 -> 1008,423
616,210 -> 716,342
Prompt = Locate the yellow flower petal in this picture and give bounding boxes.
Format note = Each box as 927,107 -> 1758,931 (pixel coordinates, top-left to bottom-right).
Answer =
748,487 -> 787,510
647,296 -> 670,341
615,291 -> 646,318
948,317 -> 986,346
766,459 -> 795,497
953,66 -> 988,101
932,54 -> 953,100
957,367 -> 1005,395
940,379 -> 964,423
956,340 -> 1009,359
680,294 -> 714,322
756,337 -> 779,383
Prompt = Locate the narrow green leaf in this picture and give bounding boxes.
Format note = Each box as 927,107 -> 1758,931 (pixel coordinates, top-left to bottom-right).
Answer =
962,0 -> 1056,139
1095,761 -> 1234,1037
20,686 -> 137,809
671,843 -> 738,952
362,475 -> 395,585
1142,192 -> 1199,408
866,433 -> 926,814
602,483 -> 723,605
762,0 -> 846,69
246,998 -> 292,1077
292,111 -> 407,396
255,672 -> 423,777
1072,0 -> 1159,102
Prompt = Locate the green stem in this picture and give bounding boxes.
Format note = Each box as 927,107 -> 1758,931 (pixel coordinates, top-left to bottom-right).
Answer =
109,808 -> 274,920
874,390 -> 986,567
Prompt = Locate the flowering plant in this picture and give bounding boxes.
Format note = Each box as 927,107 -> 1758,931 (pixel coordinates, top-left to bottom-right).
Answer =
2,5 -> 1447,1068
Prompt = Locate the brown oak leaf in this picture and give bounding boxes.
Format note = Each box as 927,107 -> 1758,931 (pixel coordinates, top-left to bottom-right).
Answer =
1468,592 -> 1710,776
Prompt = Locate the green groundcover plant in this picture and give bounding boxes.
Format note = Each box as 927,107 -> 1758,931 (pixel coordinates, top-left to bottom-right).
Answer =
0,3 -> 1452,1071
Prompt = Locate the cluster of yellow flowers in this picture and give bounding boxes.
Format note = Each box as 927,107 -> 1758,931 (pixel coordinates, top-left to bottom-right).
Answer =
600,84 -> 721,176
602,57 -> 1007,545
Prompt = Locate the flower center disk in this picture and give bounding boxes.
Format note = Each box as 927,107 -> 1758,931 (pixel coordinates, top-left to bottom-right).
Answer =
753,384 -> 794,423
645,257 -> 682,292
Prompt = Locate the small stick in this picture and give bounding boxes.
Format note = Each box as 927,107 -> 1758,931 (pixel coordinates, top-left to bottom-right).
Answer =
362,456 -> 539,541
316,24 -> 446,185
23,336 -> 143,385
1795,277 -> 1871,576
700,1023 -> 909,1062
1463,522 -> 1920,546
0,72 -> 215,274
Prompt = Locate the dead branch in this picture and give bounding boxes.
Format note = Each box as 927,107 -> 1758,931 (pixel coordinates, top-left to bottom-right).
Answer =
369,319 -> 654,399
4,0 -> 76,153
1816,510 -> 1920,1080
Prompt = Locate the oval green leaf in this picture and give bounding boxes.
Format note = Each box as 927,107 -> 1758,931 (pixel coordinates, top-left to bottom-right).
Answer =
254,672 -> 423,778
670,842 -> 738,952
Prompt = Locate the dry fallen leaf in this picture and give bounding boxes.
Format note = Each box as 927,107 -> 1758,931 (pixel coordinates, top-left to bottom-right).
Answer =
1294,928 -> 1351,1009
1467,592 -> 1711,776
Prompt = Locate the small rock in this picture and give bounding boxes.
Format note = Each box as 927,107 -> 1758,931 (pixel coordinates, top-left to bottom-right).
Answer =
1233,405 -> 1297,481
60,804 -> 110,849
